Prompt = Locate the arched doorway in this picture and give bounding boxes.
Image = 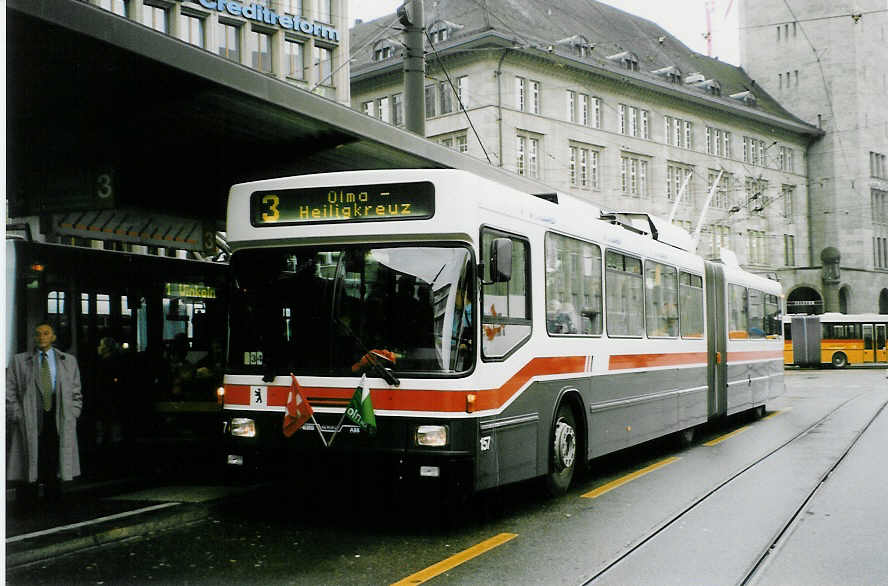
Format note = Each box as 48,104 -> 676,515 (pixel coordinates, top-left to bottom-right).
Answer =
839,285 -> 851,314
880,289 -> 888,314
787,286 -> 823,315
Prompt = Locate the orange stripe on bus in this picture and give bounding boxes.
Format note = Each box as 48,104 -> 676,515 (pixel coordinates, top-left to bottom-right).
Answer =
726,350 -> 783,361
609,349 -> 782,370
224,356 -> 586,413
609,352 -> 706,370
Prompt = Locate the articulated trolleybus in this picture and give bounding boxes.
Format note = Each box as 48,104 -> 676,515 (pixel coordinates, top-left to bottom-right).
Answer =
222,169 -> 783,498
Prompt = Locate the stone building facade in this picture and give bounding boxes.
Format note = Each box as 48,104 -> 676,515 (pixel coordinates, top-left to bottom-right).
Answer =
350,0 -> 886,314
739,0 -> 888,313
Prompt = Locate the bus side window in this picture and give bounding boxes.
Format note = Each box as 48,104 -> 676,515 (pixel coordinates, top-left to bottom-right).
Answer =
605,250 -> 644,337
728,284 -> 749,339
481,228 -> 531,359
679,272 -> 704,339
544,232 -> 602,336
747,289 -> 765,339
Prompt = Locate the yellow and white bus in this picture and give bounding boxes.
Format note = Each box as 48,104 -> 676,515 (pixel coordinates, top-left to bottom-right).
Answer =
220,169 -> 784,500
784,313 -> 888,367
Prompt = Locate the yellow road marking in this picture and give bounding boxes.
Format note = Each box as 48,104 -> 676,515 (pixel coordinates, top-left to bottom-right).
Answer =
581,456 -> 680,500
391,532 -> 519,585
704,426 -> 750,446
762,409 -> 787,420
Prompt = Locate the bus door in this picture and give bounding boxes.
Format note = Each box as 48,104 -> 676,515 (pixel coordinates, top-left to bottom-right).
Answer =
704,261 -> 727,419
877,324 -> 887,363
863,324 -> 875,363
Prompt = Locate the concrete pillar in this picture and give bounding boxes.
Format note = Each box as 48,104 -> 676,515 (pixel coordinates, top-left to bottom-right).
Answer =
820,247 -> 841,312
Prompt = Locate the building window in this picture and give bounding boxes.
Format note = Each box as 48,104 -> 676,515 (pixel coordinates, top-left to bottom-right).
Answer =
569,144 -> 598,190
143,4 -> 168,33
743,136 -> 767,166
621,154 -> 649,197
871,152 -> 887,179
706,126 -> 732,157
619,105 -> 649,138
283,0 -> 302,16
373,44 -> 393,61
285,39 -> 304,79
317,0 -> 331,23
377,96 -> 390,123
439,80 -> 454,114
876,237 -> 888,269
665,116 -> 693,148
98,0 -> 127,16
436,131 -> 467,152
314,46 -> 333,86
567,90 -> 577,123
425,85 -> 437,118
591,96 -> 601,128
708,170 -> 732,209
710,224 -> 730,257
748,230 -> 767,265
392,93 -> 403,127
579,94 -> 588,126
784,234 -> 796,266
666,164 -> 693,204
873,189 -> 888,224
180,12 -> 205,48
778,146 -> 795,172
746,177 -> 768,214
361,100 -> 375,117
218,22 -> 241,62
516,77 -> 526,111
456,76 -> 469,109
249,29 -> 272,73
517,134 -> 540,178
783,185 -> 795,223
530,80 -> 541,114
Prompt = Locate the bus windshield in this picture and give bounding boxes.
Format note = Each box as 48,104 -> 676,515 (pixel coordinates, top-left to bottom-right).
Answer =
228,245 -> 475,377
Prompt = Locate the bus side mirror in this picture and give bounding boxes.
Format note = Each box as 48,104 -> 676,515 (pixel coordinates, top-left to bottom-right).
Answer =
488,238 -> 512,283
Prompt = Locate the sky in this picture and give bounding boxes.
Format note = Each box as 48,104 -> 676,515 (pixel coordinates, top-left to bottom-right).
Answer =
348,0 -> 741,65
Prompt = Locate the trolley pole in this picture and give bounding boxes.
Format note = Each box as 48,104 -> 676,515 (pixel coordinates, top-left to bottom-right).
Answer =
399,0 -> 425,136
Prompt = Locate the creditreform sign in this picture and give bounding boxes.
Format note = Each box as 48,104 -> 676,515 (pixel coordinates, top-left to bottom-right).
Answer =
192,0 -> 340,42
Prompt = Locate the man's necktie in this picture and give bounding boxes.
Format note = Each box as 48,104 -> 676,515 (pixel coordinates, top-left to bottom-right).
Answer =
41,352 -> 52,412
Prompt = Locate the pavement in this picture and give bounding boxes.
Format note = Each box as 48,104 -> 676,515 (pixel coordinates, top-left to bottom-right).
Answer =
5,478 -> 255,569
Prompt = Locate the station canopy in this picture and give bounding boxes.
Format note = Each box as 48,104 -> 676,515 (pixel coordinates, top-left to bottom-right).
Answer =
7,0 -> 550,226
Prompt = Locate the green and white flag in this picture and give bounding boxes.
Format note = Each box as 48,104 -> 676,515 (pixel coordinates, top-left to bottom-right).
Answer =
345,374 -> 377,435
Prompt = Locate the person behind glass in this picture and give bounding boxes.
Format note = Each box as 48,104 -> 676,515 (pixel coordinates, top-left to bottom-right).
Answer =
6,322 -> 83,505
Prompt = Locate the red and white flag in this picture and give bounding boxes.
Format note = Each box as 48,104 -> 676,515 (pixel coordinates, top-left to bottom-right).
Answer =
283,375 -> 313,437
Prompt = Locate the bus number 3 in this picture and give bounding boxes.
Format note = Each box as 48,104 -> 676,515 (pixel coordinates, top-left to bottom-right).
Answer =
261,194 -> 280,222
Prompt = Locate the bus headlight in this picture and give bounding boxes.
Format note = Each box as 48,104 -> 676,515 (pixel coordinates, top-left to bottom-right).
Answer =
230,418 -> 256,438
415,425 -> 448,447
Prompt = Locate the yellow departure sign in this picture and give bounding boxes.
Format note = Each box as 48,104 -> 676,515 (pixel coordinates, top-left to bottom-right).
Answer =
250,181 -> 435,226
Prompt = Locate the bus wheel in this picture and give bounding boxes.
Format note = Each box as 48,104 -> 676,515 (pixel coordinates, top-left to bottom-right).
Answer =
545,403 -> 577,496
831,352 -> 849,369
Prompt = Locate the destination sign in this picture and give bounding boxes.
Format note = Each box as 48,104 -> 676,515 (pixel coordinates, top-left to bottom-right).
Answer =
250,181 -> 435,226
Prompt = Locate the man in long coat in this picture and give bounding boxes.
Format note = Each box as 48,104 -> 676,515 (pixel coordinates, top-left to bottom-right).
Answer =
7,322 -> 82,501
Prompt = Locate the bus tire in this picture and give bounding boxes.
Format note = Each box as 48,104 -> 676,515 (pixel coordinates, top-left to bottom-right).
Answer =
545,402 -> 578,497
831,352 -> 849,369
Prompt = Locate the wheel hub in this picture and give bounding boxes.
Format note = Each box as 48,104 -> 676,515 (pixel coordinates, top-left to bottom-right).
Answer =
553,419 -> 576,471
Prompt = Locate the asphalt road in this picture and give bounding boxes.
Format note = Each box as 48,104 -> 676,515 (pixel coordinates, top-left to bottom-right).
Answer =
7,369 -> 887,585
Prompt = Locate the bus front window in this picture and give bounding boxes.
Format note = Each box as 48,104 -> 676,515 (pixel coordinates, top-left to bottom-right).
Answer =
228,245 -> 475,377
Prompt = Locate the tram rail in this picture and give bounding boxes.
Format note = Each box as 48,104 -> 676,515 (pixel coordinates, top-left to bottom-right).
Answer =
582,391 -> 888,585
